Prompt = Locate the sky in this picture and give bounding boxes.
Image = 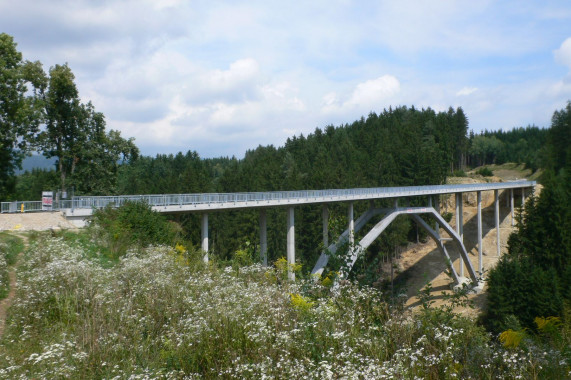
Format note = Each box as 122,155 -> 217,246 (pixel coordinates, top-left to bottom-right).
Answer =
2,0 -> 571,158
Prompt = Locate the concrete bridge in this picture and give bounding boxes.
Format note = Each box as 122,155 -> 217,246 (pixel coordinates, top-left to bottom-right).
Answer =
2,181 -> 535,285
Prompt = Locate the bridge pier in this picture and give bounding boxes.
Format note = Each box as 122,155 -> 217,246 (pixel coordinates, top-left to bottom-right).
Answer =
287,207 -> 295,281
322,205 -> 329,248
202,213 -> 209,262
477,191 -> 483,274
260,210 -> 267,266
456,193 -> 464,277
348,202 -> 354,245
510,189 -> 514,226
495,190 -> 500,256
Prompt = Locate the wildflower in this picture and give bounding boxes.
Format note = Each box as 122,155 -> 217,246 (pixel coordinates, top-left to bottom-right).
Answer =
499,329 -> 526,349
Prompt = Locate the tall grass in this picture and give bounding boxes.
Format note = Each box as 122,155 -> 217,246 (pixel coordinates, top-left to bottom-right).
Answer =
0,233 -> 23,299
0,235 -> 569,378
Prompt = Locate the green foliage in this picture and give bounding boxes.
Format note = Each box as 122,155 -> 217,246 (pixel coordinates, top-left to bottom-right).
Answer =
90,201 -> 181,258
484,102 -> 571,335
38,64 -> 139,195
441,211 -> 453,223
468,125 -> 548,169
0,33 -> 45,196
546,101 -> 571,173
0,232 -> 23,299
476,166 -> 494,177
0,232 -> 23,265
13,168 -> 59,200
231,241 -> 256,268
3,237 -> 570,379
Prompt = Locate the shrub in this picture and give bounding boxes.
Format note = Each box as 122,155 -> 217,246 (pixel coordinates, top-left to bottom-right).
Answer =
476,167 -> 494,177
90,200 -> 181,258
441,211 -> 453,223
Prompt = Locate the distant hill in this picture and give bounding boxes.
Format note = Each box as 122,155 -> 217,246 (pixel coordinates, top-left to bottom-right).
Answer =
16,155 -> 57,174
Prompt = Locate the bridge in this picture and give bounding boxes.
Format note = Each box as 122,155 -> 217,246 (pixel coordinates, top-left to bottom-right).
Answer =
2,180 -> 535,286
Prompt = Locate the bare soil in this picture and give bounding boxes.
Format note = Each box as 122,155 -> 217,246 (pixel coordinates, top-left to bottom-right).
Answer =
0,211 -> 77,232
397,173 -> 541,317
0,264 -> 18,338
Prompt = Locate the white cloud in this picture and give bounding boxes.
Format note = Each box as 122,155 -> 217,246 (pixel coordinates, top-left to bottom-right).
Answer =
456,87 -> 478,96
347,75 -> 401,107
2,0 -> 571,157
322,75 -> 400,116
554,37 -> 571,70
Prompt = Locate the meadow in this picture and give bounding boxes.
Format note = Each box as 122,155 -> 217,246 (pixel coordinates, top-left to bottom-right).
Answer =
0,230 -> 569,379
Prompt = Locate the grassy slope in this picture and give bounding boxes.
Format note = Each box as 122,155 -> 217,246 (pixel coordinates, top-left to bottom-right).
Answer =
0,232 -> 568,379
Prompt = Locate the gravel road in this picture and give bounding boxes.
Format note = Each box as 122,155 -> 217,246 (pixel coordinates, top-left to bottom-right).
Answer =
0,212 -> 78,231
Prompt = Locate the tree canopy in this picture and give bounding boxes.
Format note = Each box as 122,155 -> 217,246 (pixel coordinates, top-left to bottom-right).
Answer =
0,33 -> 45,194
1,34 -> 139,198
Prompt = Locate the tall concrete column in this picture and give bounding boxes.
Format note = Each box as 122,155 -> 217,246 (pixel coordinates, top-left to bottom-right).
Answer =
495,189 -> 500,256
477,191 -> 483,275
434,195 -> 440,238
348,202 -> 354,245
322,205 -> 329,248
510,189 -> 514,227
201,213 -> 209,263
287,207 -> 295,281
456,193 -> 464,277
259,209 -> 267,266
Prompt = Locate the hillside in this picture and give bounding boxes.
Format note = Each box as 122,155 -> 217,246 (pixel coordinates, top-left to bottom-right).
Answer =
397,164 -> 541,315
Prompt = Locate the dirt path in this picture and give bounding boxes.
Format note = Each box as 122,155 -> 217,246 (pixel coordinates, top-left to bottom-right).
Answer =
0,264 -> 18,337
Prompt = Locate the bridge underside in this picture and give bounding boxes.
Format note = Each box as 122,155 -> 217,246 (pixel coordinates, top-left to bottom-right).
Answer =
311,206 -> 478,285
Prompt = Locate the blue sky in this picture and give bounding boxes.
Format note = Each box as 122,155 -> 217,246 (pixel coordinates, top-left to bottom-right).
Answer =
2,0 -> 571,158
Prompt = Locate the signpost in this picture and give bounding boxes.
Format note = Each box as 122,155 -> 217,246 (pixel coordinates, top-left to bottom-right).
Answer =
42,191 -> 53,211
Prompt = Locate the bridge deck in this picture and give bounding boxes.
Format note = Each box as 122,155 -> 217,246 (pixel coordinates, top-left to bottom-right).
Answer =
2,180 -> 535,215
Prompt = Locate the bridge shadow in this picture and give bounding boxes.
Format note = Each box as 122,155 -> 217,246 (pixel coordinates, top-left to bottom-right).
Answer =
392,189 -> 523,308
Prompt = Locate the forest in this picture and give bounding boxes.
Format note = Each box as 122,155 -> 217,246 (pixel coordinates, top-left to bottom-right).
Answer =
1,32 -> 570,377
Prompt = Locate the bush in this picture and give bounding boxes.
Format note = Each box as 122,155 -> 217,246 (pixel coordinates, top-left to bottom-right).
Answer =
441,212 -> 453,223
476,167 -> 494,177
90,201 -> 181,258
452,169 -> 467,177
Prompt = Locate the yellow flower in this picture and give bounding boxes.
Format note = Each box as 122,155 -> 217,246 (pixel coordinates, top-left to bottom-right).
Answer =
499,329 -> 526,348
290,293 -> 314,312
175,243 -> 186,254
534,316 -> 561,331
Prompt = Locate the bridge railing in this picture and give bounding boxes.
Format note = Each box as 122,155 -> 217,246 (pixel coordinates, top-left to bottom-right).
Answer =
1,180 -> 535,213
0,200 -> 69,213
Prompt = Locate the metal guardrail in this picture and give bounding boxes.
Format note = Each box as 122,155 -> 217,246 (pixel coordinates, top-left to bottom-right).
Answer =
0,200 -> 75,213
1,180 -> 535,214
